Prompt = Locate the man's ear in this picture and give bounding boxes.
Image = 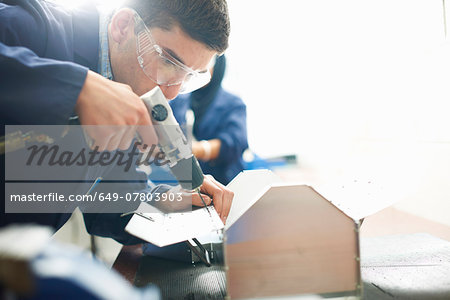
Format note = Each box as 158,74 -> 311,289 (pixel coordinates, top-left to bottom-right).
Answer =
110,8 -> 135,44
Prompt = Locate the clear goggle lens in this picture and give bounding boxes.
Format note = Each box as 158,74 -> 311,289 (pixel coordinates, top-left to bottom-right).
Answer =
135,15 -> 211,94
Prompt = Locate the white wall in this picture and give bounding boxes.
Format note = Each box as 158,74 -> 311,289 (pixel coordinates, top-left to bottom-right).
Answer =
224,0 -> 450,226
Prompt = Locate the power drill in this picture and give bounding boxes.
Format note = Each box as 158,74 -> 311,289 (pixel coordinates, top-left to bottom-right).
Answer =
140,87 -> 204,192
1,87 -> 206,193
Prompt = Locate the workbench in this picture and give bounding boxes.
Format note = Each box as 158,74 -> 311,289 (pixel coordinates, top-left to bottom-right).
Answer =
113,208 -> 450,299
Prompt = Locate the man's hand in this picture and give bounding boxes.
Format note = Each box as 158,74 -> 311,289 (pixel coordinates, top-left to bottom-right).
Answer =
152,175 -> 233,224
75,71 -> 157,151
196,175 -> 233,224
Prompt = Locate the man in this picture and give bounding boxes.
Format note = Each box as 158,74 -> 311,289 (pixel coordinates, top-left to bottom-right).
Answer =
0,0 -> 233,242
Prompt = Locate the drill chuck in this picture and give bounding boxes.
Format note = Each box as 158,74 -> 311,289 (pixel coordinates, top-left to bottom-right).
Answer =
169,156 -> 204,190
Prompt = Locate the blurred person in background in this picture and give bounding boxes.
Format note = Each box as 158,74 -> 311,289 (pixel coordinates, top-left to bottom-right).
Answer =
170,55 -> 248,185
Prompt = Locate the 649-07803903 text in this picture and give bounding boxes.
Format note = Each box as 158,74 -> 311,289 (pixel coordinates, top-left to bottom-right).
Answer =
9,192 -> 183,203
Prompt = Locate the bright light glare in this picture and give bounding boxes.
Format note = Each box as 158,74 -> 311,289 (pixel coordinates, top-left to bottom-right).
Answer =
51,0 -> 125,10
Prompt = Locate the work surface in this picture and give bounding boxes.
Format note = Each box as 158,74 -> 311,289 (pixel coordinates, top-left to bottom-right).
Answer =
111,167 -> 450,298
113,232 -> 450,299
361,233 -> 450,300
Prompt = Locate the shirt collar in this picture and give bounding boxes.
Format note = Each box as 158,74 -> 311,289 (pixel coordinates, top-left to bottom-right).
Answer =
98,10 -> 113,80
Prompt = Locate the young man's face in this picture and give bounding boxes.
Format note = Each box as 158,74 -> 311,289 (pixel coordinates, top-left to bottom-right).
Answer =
109,9 -> 216,100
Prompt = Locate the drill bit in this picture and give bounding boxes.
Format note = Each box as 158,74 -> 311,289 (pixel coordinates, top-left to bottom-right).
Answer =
197,188 -> 212,217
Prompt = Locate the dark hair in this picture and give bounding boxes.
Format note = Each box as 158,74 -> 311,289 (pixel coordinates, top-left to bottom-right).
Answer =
123,0 -> 230,53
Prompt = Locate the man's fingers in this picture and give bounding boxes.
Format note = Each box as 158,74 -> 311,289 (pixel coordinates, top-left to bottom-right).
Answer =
117,126 -> 136,150
76,71 -> 158,153
86,127 -> 112,152
205,175 -> 233,223
200,176 -> 224,216
191,193 -> 212,207
137,125 -> 158,152
135,103 -> 157,152
106,127 -> 126,151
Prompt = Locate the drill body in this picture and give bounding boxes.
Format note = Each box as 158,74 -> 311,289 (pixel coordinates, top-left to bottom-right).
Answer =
140,87 -> 204,191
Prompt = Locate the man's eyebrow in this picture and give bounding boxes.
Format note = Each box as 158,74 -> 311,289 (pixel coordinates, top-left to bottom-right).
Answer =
164,48 -> 186,65
164,47 -> 208,73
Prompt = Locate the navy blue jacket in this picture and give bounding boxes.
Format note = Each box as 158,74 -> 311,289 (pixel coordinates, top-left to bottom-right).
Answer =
170,88 -> 248,185
0,0 -> 96,126
0,0 -> 145,244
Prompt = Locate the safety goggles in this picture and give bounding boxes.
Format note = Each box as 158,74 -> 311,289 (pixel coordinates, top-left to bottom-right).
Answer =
134,12 -> 212,94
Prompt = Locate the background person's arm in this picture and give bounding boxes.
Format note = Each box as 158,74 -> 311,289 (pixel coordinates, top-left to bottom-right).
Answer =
192,139 -> 221,161
214,103 -> 248,164
191,101 -> 247,164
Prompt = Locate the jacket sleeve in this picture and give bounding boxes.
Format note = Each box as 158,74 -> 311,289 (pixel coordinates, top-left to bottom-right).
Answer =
0,42 -> 88,125
82,185 -> 172,245
0,1 -> 88,125
80,155 -> 173,245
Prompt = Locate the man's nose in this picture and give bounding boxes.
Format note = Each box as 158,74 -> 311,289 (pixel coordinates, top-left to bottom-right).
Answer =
159,84 -> 182,100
